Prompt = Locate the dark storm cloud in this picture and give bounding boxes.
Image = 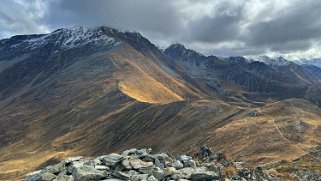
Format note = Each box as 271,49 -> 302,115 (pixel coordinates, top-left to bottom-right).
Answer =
45,0 -> 184,40
185,9 -> 243,43
1,0 -> 321,59
245,1 -> 321,48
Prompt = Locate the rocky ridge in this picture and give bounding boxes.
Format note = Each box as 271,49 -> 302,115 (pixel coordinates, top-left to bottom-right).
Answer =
26,146 -> 276,181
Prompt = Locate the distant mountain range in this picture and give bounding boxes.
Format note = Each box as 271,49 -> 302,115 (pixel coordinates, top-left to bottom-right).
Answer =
1,26 -> 321,179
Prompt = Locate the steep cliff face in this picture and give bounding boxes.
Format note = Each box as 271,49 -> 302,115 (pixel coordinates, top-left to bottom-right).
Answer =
0,27 -> 321,180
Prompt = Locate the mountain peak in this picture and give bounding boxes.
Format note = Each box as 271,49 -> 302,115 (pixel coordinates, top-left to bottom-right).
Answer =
164,43 -> 204,60
253,55 -> 291,66
0,26 -> 120,59
167,43 -> 186,50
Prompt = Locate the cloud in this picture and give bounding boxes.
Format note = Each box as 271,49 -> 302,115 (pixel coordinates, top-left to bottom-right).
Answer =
0,0 -> 49,36
1,0 -> 321,60
44,0 -> 184,45
245,1 -> 321,48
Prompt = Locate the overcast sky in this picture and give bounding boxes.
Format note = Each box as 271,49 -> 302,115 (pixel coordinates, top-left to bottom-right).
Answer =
1,0 -> 321,60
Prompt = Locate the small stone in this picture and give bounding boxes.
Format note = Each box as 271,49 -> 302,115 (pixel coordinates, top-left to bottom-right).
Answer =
171,160 -> 184,169
121,157 -> 133,170
65,156 -> 83,162
100,153 -> 123,167
67,161 -> 84,174
195,166 -> 207,173
190,171 -> 220,181
84,160 -> 95,167
151,168 -> 165,180
122,148 -> 138,156
177,155 -> 192,162
113,170 -> 139,180
26,170 -> 42,181
185,160 -> 197,168
113,171 -> 131,180
171,174 -> 181,180
131,174 -> 149,181
41,172 -> 57,181
44,162 -> 66,175
136,148 -> 152,156
147,175 -> 158,181
72,165 -> 107,181
53,173 -> 74,181
202,163 -> 221,173
129,157 -> 154,169
199,145 -> 213,162
165,167 -> 179,176
180,167 -> 196,177
213,151 -> 226,162
154,153 -> 173,163
140,155 -> 155,162
93,158 -> 103,165
95,165 -> 109,170
155,157 -> 164,169
138,167 -> 154,174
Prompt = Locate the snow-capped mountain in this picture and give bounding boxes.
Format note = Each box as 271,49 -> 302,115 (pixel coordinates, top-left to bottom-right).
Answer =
299,58 -> 321,68
251,55 -> 291,66
0,27 -> 119,59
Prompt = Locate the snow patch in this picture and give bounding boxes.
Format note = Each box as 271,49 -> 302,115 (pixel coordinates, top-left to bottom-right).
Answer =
250,55 -> 291,66
10,26 -> 120,51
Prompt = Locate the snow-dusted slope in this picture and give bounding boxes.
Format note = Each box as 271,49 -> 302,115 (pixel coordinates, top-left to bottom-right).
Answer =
1,27 -> 119,52
299,59 -> 321,68
252,55 -> 291,66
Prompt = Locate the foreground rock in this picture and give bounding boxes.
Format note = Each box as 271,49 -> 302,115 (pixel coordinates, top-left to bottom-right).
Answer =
26,147 -> 283,181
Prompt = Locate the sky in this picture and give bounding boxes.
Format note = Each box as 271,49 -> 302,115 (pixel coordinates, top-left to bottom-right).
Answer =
1,0 -> 321,60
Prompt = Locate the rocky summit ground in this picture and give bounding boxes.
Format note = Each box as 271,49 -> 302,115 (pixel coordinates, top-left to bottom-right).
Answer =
25,146 -> 321,181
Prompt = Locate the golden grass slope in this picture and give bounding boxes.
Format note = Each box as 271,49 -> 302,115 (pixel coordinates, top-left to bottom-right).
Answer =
109,45 -> 201,104
203,99 -> 321,166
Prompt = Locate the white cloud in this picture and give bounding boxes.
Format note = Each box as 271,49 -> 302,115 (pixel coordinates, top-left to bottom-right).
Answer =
0,0 -> 49,37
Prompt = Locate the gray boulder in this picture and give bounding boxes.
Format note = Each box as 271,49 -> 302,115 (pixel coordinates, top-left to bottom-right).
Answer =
41,172 -> 57,181
177,155 -> 192,162
65,156 -> 83,163
99,153 -> 123,167
154,157 -> 164,169
147,175 -> 158,181
180,167 -> 196,178
95,165 -> 110,171
136,148 -> 152,156
26,170 -> 42,181
171,160 -> 184,169
53,173 -> 74,181
122,148 -> 138,156
72,165 -> 107,181
190,171 -> 220,181
67,161 -> 84,174
129,157 -> 154,169
150,168 -> 165,180
43,162 -> 66,175
131,174 -> 149,181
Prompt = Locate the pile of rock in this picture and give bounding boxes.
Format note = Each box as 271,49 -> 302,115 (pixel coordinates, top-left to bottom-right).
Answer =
26,146 -> 272,181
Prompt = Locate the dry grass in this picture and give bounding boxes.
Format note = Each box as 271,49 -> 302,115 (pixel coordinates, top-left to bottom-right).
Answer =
223,166 -> 237,176
266,168 -> 279,176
